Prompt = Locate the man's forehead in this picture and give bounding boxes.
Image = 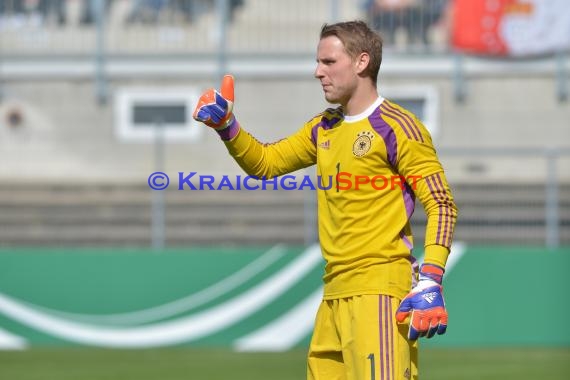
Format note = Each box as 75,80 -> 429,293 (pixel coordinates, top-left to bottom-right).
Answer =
317,36 -> 349,57
319,35 -> 344,48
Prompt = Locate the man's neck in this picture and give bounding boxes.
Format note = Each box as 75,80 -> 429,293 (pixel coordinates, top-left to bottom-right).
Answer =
343,83 -> 379,116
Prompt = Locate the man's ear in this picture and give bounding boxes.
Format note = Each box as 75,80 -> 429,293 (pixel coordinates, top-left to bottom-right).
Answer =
355,52 -> 370,75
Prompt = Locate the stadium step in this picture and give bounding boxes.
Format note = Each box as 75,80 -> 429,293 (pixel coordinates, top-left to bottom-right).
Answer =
0,183 -> 568,247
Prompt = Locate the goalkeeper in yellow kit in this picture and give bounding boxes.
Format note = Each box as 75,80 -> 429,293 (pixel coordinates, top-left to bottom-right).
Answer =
193,20 -> 458,380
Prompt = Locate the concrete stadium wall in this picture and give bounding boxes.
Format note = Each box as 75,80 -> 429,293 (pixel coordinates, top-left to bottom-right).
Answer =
1,74 -> 569,182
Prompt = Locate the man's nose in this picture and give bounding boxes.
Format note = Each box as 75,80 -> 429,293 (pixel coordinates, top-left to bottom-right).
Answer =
314,64 -> 324,79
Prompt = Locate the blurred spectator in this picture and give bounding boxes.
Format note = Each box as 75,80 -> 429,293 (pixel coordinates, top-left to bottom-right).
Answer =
227,0 -> 243,22
365,0 -> 412,45
127,0 -> 244,25
365,0 -> 447,47
406,0 -> 447,45
38,0 -> 66,25
0,0 -> 52,27
0,0 -> 26,15
80,0 -> 112,25
127,0 -> 169,23
173,0 -> 196,22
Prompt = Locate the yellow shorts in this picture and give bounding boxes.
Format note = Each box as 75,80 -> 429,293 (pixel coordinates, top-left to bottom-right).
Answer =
307,294 -> 418,380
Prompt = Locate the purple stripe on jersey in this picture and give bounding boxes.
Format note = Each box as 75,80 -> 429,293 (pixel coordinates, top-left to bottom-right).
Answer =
430,174 -> 451,245
433,178 -> 449,245
428,175 -> 445,246
435,173 -> 453,246
379,103 -> 413,140
369,108 -> 398,168
432,173 -> 452,246
408,255 -> 419,288
381,102 -> 420,141
425,175 -> 443,245
388,297 -> 394,380
383,101 -> 425,143
310,115 -> 341,145
310,123 -> 321,145
402,182 -> 416,219
400,231 -> 413,250
381,102 -> 417,141
384,296 -> 391,380
433,173 -> 449,246
379,295 -> 385,380
400,182 -> 415,251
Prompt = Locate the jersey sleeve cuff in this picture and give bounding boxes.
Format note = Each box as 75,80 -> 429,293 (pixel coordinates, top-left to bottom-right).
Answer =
423,244 -> 450,268
217,117 -> 240,141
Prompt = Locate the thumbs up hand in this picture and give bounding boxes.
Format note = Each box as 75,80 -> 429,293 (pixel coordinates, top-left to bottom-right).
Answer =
193,74 -> 235,130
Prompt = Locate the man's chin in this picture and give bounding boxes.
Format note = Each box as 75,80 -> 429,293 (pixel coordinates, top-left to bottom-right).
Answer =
324,94 -> 339,104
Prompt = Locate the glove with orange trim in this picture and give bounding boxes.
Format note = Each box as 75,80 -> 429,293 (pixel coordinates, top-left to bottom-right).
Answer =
193,74 -> 236,130
396,263 -> 448,340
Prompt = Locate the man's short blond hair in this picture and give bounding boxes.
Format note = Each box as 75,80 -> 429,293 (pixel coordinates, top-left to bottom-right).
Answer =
320,20 -> 383,85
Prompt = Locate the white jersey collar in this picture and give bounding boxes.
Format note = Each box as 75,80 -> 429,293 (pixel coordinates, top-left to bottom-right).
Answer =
343,96 -> 385,123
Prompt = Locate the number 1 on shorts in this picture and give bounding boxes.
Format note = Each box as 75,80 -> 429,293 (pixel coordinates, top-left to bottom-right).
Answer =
367,353 -> 375,380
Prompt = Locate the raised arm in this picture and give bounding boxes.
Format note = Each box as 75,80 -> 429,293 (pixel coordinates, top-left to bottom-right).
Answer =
193,75 -> 317,178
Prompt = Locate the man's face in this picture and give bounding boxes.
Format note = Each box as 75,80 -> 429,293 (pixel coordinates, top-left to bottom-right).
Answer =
314,36 -> 358,105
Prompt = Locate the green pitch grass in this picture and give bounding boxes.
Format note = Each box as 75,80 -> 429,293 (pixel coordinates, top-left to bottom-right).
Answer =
0,347 -> 568,380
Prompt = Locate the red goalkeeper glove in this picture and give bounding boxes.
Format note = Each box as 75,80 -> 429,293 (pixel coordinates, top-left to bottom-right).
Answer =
396,263 -> 448,340
193,74 -> 235,130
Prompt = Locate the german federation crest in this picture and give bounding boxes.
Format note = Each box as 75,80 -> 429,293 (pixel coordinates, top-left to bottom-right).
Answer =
353,131 -> 374,157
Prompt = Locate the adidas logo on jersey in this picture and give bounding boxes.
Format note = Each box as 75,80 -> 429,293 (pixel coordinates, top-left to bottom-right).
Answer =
318,140 -> 330,150
422,292 -> 437,304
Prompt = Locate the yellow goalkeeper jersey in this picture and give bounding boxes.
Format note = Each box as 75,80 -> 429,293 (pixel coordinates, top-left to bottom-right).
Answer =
224,96 -> 457,300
